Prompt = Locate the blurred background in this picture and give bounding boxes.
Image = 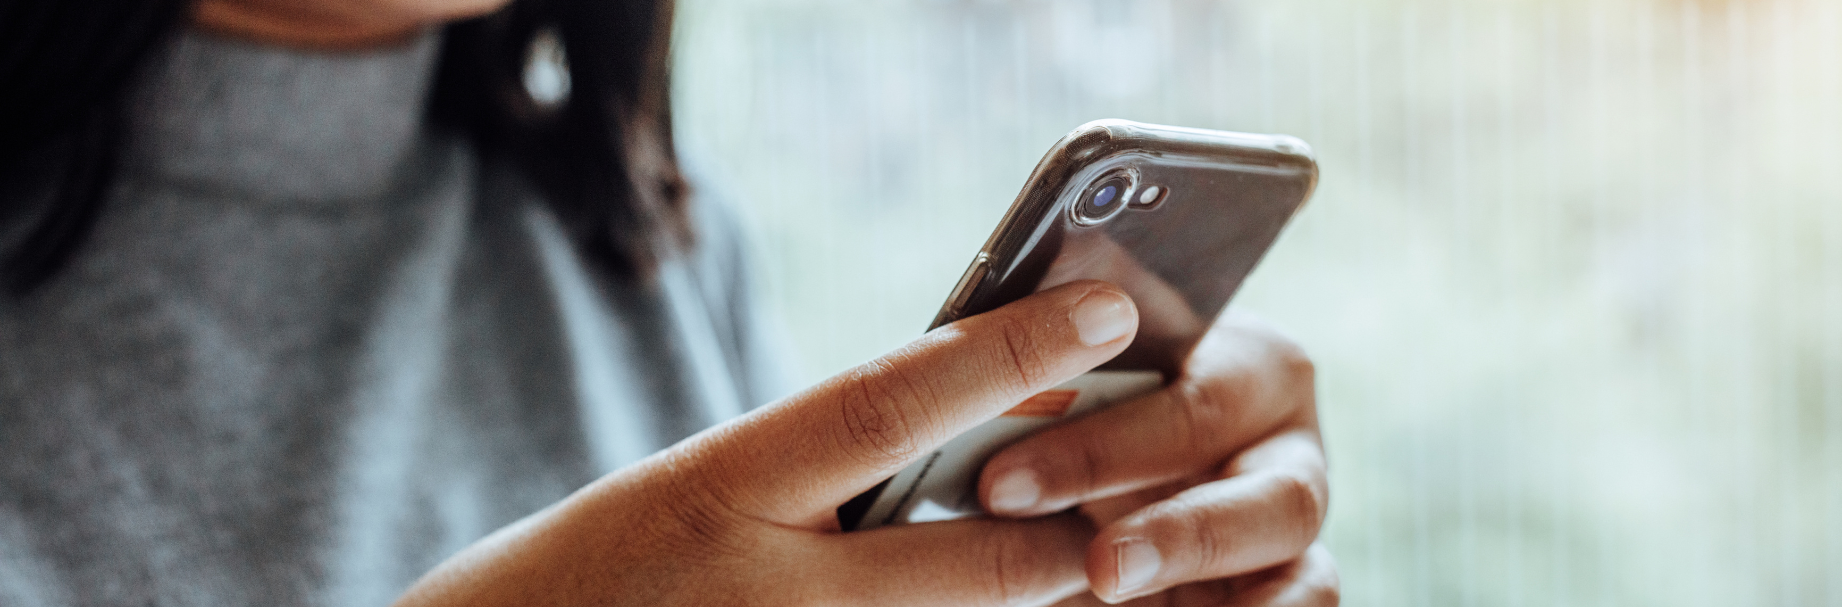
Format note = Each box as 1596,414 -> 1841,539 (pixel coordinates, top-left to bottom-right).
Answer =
670,0 -> 1842,604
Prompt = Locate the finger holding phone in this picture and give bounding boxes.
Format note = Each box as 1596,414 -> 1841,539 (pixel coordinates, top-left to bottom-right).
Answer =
846,120 -> 1335,605
397,281 -> 1138,606
991,311 -> 1337,606
398,121 -> 1335,606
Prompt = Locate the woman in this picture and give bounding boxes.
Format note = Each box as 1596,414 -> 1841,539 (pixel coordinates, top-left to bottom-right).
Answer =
0,0 -> 1338,605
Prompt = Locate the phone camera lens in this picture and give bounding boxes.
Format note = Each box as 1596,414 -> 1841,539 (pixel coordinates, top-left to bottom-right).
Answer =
1073,172 -> 1135,226
1095,185 -> 1119,207
1129,184 -> 1167,209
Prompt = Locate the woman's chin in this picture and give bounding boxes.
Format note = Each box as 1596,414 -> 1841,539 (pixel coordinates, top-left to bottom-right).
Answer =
193,0 -> 512,49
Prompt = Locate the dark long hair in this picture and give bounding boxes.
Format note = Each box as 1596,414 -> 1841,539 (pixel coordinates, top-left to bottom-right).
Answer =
0,0 -> 690,294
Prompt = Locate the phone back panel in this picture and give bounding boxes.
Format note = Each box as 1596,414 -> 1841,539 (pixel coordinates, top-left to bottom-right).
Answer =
838,121 -> 1317,531
935,120 -> 1318,373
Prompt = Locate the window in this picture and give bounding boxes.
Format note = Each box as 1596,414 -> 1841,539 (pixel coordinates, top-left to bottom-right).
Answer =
676,1 -> 1842,603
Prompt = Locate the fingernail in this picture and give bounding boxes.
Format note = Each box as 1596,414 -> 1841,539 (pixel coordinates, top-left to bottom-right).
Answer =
1113,538 -> 1161,597
1072,290 -> 1134,346
988,467 -> 1042,514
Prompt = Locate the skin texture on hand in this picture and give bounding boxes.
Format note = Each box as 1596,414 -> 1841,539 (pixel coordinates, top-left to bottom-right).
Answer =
397,283 -> 1337,606
983,312 -> 1339,606
398,282 -> 1142,606
177,2 -> 1338,604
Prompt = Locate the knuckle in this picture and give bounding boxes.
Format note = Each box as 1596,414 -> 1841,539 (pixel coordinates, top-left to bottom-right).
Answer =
1273,339 -> 1316,384
1215,316 -> 1316,392
1175,377 -> 1244,451
1270,471 -> 1328,546
1191,366 -> 1257,417
1177,504 -> 1234,577
978,530 -> 1040,606
1306,566 -> 1343,607
1269,343 -> 1319,415
1071,435 -> 1104,496
647,454 -> 758,560
988,313 -> 1053,393
834,357 -> 938,467
663,502 -> 754,565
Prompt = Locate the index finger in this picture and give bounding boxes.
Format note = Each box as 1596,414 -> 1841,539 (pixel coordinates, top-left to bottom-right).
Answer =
685,281 -> 1139,525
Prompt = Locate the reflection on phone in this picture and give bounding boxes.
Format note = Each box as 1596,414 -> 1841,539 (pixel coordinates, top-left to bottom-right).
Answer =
1039,229 -> 1205,373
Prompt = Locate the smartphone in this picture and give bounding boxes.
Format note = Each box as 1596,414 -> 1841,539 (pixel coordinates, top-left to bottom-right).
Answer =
839,119 -> 1319,531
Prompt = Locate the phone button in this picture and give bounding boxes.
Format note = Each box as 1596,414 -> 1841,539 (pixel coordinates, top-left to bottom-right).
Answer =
944,254 -> 991,320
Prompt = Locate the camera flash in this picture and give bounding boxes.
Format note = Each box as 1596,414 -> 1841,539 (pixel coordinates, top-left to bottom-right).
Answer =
1138,185 -> 1162,204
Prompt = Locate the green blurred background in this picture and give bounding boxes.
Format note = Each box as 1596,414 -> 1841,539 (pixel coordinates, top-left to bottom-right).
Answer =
670,0 -> 1842,604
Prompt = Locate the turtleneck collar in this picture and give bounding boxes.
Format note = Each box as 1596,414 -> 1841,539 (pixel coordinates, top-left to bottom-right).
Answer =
121,28 -> 443,206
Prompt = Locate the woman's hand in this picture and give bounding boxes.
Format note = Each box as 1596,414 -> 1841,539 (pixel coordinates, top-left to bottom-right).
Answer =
979,312 -> 1338,606
398,281 -> 1143,606
397,281 -> 1333,606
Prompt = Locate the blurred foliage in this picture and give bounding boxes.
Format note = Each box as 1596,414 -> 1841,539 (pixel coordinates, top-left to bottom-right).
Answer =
673,0 -> 1842,604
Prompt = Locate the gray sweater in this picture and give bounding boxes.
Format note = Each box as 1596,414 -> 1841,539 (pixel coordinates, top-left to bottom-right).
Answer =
0,30 -> 791,606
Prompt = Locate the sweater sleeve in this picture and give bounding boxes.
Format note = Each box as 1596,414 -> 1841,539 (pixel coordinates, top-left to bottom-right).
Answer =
681,165 -> 803,411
